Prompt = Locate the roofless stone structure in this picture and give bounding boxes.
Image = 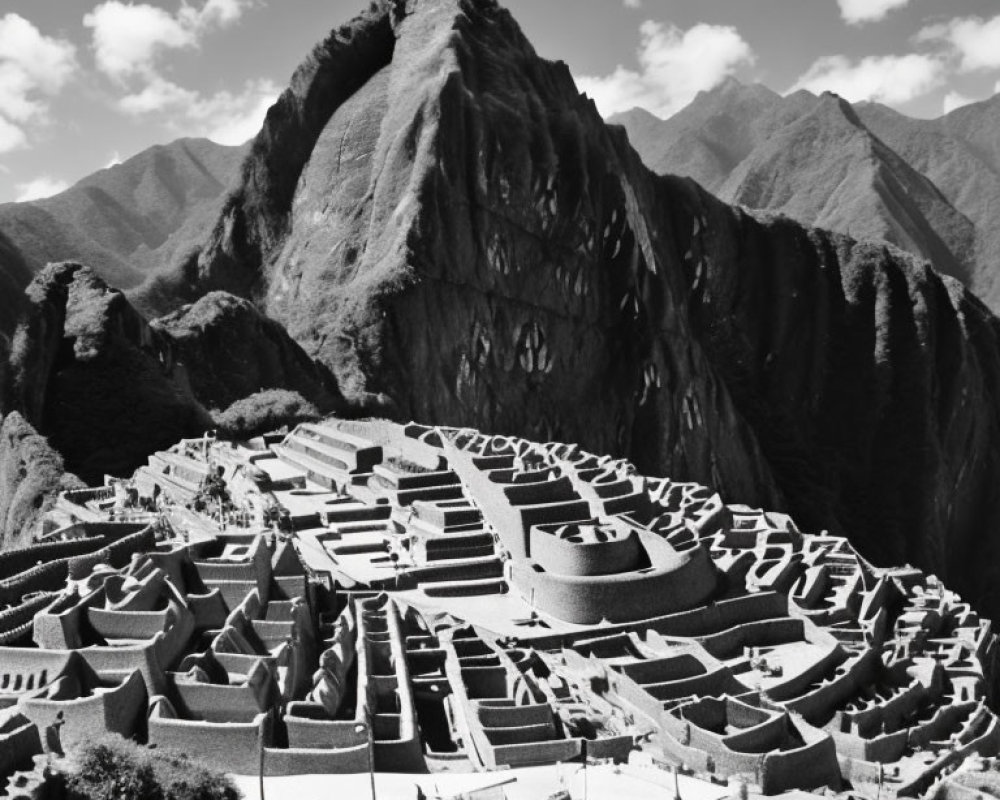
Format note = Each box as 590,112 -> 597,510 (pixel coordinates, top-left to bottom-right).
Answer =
0,417 -> 996,797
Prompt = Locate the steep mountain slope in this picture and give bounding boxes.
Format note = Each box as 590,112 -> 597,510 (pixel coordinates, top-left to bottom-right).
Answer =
0,138 -> 246,295
609,79 -> 815,192
720,95 -> 976,287
612,82 -> 1000,313
129,0 -> 1000,619
856,98 -> 1000,306
612,85 -> 978,295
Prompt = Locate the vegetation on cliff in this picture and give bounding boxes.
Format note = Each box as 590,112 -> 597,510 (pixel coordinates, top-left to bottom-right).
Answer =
0,412 -> 82,549
211,388 -> 321,439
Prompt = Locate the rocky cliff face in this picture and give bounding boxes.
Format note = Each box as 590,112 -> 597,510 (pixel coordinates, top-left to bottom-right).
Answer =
89,0 -> 1000,620
6,264 -> 344,484
151,291 -> 344,413
7,263 -> 210,482
663,176 -> 1000,613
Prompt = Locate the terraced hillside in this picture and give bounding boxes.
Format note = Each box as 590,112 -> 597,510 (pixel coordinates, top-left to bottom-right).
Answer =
0,418 -> 996,798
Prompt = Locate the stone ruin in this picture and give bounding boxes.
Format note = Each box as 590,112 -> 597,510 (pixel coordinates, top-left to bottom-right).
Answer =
0,418 -> 996,798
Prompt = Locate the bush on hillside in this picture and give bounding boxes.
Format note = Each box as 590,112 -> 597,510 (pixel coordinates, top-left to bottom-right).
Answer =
65,735 -> 240,800
211,388 -> 321,440
0,412 -> 83,548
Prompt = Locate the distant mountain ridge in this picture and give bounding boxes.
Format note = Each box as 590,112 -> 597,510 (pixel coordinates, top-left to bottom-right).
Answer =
0,137 -> 247,332
610,80 -> 1000,312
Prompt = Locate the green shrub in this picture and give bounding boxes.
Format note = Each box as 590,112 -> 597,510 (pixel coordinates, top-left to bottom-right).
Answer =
211,389 -> 321,440
65,735 -> 240,800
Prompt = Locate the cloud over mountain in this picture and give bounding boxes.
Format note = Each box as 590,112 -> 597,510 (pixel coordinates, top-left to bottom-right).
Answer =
577,20 -> 754,117
790,53 -> 944,104
918,14 -> 1000,72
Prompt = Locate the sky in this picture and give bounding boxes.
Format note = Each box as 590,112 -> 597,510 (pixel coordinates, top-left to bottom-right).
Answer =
1,0 -> 999,203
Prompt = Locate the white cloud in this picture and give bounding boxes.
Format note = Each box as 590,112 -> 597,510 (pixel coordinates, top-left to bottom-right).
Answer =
84,0 -> 251,80
117,75 -> 278,144
104,151 -> 122,168
790,53 -> 945,105
188,0 -> 248,27
118,76 -> 197,114
84,0 -> 266,144
84,2 -> 193,80
918,15 -> 1000,72
0,13 -> 76,152
0,115 -> 26,153
576,20 -> 754,117
837,0 -> 911,25
0,62 -> 40,123
192,79 -> 280,145
943,90 -> 977,114
623,0 -> 642,9
15,175 -> 69,202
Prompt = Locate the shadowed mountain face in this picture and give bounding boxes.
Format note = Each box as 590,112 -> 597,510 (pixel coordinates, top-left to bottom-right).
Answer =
0,138 -> 246,303
4,264 -> 344,485
611,82 -> 1000,313
123,0 -> 1000,619
0,231 -> 31,336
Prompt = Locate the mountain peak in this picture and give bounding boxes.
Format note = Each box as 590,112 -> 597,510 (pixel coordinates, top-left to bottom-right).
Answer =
694,75 -> 780,106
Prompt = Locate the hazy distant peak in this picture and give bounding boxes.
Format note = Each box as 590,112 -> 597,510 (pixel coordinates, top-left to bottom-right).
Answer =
0,136 -> 247,298
607,105 -> 664,125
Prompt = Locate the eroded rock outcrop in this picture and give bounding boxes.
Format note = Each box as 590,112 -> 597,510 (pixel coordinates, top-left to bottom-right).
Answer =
151,291 -> 344,413
7,265 -> 345,484
8,263 -> 209,482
